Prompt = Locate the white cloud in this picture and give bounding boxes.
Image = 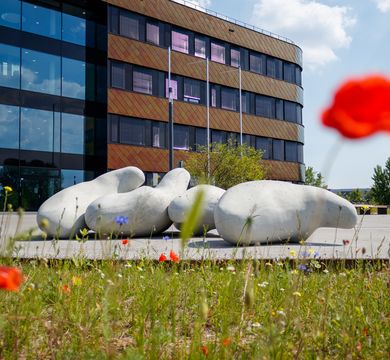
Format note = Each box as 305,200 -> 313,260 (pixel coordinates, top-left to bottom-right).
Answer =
250,0 -> 356,69
172,0 -> 211,11
372,0 -> 390,12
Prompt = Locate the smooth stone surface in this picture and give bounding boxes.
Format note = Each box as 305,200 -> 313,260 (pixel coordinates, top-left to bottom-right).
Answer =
37,167 -> 145,238
214,180 -> 358,245
168,184 -> 225,234
85,168 -> 190,236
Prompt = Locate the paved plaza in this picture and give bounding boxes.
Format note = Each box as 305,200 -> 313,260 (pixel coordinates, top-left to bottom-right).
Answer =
1,212 -> 389,260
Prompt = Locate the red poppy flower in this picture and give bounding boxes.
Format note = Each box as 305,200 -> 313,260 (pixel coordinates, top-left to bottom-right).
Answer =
159,253 -> 167,262
169,250 -> 180,263
61,284 -> 71,294
0,266 -> 23,291
200,345 -> 209,356
222,337 -> 232,347
122,239 -> 129,245
343,239 -> 350,245
322,75 -> 390,138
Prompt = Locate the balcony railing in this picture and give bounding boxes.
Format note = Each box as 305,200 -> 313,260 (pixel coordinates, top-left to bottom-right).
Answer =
170,0 -> 295,45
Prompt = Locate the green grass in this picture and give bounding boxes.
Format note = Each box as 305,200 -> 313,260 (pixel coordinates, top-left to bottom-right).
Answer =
0,259 -> 389,359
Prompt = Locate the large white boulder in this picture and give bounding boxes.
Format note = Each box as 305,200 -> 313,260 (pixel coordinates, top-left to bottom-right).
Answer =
214,180 -> 358,245
85,168 -> 190,236
168,184 -> 225,235
37,167 -> 145,238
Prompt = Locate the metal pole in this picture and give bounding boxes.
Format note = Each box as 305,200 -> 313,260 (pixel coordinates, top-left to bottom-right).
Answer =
206,57 -> 210,179
239,65 -> 243,147
168,47 -> 174,170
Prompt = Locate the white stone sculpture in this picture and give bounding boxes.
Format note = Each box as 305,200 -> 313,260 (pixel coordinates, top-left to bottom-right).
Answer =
37,167 -> 145,238
168,184 -> 225,235
85,168 -> 190,236
214,180 -> 358,245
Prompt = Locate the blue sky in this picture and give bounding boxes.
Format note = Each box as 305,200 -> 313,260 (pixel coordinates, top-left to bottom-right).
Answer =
182,0 -> 390,189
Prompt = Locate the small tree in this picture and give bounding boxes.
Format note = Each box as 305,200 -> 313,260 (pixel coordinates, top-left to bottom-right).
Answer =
371,158 -> 390,205
346,189 -> 364,203
185,142 -> 266,189
304,166 -> 327,189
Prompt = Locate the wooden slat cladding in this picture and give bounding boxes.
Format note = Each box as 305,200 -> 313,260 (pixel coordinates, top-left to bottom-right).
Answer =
105,0 -> 302,66
108,144 -> 302,181
108,35 -> 303,105
108,89 -> 302,141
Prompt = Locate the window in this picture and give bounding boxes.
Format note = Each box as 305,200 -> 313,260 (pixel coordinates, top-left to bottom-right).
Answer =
109,6 -> 119,34
109,115 -> 119,142
256,96 -> 275,118
256,137 -> 271,160
267,57 -> 282,79
295,66 -> 302,86
22,2 -> 61,39
195,37 -> 206,58
21,49 -> 61,96
120,11 -> 139,39
184,78 -> 201,103
221,88 -> 237,111
211,130 -> 226,144
297,105 -> 302,124
298,144 -> 304,163
0,104 -> 19,149
243,134 -> 252,147
133,70 -> 152,94
146,22 -> 159,45
165,78 -> 178,100
172,30 -> 189,54
195,127 -> 207,150
276,99 -> 283,120
285,141 -> 297,162
284,101 -> 298,123
0,0 -> 21,30
0,43 -> 20,89
62,58 -> 86,99
283,62 -> 296,83
20,108 -> 59,152
211,87 -> 217,107
62,12 -> 87,46
120,117 -> 146,145
211,42 -> 225,64
111,62 -> 125,89
174,125 -> 189,150
61,169 -> 85,189
250,53 -> 265,74
152,122 -> 166,148
241,92 -> 249,113
231,48 -> 240,68
62,113 -> 84,154
272,139 -> 284,161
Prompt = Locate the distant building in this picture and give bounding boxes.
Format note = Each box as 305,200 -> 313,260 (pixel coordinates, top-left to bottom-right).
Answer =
0,0 -> 304,210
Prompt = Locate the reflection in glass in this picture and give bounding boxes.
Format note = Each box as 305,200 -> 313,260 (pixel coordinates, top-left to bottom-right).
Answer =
0,104 -> 19,149
61,169 -> 85,189
231,48 -> 240,68
0,43 -> 20,89
211,42 -> 225,64
22,2 -> 61,39
256,137 -> 271,160
256,95 -> 275,118
250,53 -> 266,74
273,139 -> 284,161
211,130 -> 226,144
62,57 -> 86,99
195,37 -> 206,58
174,125 -> 189,150
62,113 -> 84,154
221,88 -> 237,111
285,141 -> 298,162
152,122 -> 166,148
172,30 -> 189,54
184,78 -> 201,103
120,117 -> 146,145
0,0 -> 21,30
120,11 -> 139,39
195,127 -> 206,150
21,49 -> 61,95
20,107 -> 59,152
146,22 -> 159,45
111,61 -> 125,89
62,13 -> 86,46
133,70 -> 152,94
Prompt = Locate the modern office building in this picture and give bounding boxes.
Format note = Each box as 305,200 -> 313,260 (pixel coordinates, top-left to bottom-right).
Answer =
0,0 -> 304,210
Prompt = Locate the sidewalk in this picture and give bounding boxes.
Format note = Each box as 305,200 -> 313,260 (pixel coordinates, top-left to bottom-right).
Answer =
1,213 -> 389,260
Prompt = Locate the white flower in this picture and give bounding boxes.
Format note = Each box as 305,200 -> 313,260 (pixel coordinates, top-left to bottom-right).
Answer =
226,265 -> 235,272
258,281 -> 269,288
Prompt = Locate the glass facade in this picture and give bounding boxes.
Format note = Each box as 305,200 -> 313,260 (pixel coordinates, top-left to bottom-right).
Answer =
0,0 -> 107,210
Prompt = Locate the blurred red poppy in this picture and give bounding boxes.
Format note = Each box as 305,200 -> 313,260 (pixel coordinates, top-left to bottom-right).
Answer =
222,337 -> 232,347
0,266 -> 23,291
322,75 -> 390,138
122,239 -> 129,245
169,250 -> 180,263
200,345 -> 209,356
159,253 -> 167,262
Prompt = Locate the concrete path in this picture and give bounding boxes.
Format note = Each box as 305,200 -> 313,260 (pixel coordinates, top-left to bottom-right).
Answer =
1,212 -> 389,260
